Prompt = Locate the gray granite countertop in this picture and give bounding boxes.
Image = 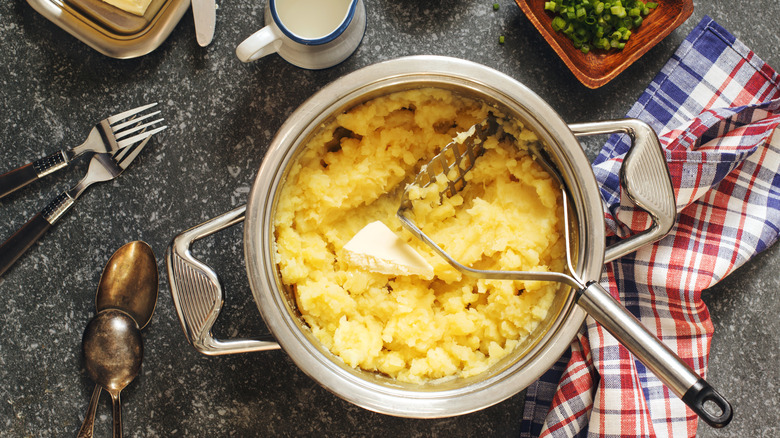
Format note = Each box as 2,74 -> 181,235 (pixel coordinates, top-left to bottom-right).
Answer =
1,0 -> 779,436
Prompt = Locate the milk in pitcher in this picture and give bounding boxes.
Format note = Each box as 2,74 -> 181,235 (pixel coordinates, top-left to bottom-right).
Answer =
275,0 -> 352,39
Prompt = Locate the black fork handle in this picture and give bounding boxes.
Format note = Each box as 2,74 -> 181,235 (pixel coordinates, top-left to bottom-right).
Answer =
0,193 -> 74,276
0,163 -> 39,199
0,213 -> 51,276
0,152 -> 69,199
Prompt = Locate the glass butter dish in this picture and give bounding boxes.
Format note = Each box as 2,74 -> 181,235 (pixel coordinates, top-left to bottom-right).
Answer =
27,0 -> 189,59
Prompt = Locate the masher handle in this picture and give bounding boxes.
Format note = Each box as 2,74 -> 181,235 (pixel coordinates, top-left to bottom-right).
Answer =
576,281 -> 732,428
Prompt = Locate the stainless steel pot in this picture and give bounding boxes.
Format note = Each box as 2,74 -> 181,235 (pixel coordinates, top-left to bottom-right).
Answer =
166,56 -> 731,427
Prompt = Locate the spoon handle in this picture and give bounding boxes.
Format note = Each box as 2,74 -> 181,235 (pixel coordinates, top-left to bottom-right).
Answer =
77,385 -> 102,438
110,392 -> 123,438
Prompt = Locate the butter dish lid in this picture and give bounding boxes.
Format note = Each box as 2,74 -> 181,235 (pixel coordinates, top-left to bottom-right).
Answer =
26,0 -> 189,59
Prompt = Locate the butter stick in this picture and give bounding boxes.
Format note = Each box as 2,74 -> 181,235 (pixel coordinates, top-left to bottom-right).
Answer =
343,221 -> 434,279
102,0 -> 153,16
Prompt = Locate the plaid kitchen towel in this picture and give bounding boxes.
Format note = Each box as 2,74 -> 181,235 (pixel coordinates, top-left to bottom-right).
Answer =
521,16 -> 780,438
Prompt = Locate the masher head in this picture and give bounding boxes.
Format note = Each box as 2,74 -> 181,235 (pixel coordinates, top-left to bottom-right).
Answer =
400,114 -> 498,210
396,114 -> 581,287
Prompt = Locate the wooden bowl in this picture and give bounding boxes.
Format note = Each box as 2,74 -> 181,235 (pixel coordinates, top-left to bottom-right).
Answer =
515,0 -> 693,88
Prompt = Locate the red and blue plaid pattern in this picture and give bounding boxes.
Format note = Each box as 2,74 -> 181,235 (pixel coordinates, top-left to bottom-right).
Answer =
521,16 -> 780,437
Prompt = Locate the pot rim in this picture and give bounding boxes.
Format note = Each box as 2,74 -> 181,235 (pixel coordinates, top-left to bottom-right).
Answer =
244,55 -> 605,417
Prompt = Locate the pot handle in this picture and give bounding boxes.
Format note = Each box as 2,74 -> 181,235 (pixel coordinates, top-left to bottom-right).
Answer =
576,281 -> 733,428
165,205 -> 280,355
569,119 -> 676,263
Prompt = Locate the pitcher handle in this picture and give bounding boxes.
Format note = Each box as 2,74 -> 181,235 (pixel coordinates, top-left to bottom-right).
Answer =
165,205 -> 280,355
569,119 -> 677,263
236,26 -> 284,63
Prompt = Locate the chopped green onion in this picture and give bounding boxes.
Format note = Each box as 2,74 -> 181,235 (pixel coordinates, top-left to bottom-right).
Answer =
493,3 -> 500,10
543,0 -> 657,52
610,5 -> 626,17
499,35 -> 505,44
551,16 -> 567,31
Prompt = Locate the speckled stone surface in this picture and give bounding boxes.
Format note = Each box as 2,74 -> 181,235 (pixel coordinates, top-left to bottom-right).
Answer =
1,0 -> 778,436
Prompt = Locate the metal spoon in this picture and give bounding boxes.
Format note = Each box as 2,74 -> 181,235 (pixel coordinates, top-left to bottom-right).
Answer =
78,241 -> 158,438
81,309 -> 143,438
95,240 -> 159,329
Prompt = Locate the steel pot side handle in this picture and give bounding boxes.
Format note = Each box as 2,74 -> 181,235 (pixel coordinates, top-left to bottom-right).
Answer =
576,281 -> 733,428
569,119 -> 677,263
165,205 -> 280,355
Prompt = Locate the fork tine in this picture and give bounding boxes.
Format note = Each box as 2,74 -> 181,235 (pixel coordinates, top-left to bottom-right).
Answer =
113,118 -> 165,141
106,102 -> 158,125
113,135 -> 152,171
116,125 -> 168,149
111,110 -> 162,133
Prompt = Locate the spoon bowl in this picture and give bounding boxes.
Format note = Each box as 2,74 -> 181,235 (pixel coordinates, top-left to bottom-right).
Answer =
82,309 -> 144,438
95,240 -> 158,328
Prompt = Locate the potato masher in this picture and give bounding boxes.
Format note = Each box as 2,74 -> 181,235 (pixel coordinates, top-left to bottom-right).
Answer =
396,117 -> 732,428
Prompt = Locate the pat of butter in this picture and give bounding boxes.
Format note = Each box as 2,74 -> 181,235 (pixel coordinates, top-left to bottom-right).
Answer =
344,221 -> 434,279
102,0 -> 153,16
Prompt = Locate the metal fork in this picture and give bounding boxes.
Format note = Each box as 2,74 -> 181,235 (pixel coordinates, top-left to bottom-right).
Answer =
0,133 -> 160,276
0,103 -> 165,199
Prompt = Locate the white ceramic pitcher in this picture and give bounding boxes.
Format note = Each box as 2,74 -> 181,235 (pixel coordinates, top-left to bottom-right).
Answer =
236,0 -> 366,69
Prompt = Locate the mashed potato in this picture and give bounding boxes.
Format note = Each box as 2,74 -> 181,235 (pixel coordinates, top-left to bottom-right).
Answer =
273,88 -> 565,383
